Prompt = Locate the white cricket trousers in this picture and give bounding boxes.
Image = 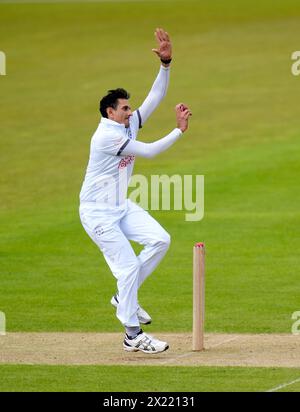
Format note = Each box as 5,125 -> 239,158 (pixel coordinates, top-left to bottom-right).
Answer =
79,199 -> 170,327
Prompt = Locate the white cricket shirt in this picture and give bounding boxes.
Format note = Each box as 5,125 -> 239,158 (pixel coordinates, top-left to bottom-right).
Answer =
79,112 -> 141,206
79,65 -> 183,208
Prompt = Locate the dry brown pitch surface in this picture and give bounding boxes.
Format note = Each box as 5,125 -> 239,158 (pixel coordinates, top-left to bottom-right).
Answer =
1,333 -> 299,368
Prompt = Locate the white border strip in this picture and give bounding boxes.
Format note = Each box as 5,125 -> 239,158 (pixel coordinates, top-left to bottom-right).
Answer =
0,0 -> 172,4
266,377 -> 300,392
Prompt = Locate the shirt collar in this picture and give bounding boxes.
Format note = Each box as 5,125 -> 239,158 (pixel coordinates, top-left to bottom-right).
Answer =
100,117 -> 126,130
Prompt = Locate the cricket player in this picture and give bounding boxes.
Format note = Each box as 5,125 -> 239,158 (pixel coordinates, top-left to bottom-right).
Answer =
79,28 -> 191,353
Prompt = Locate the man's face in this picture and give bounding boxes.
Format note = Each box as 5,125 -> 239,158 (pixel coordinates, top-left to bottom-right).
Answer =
107,99 -> 132,128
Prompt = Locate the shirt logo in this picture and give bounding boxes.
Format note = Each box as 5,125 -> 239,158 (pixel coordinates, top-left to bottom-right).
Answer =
118,155 -> 135,169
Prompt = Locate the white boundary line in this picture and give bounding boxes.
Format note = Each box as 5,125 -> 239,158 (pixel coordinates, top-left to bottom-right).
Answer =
210,336 -> 240,348
156,352 -> 194,365
266,377 -> 300,392
158,335 -> 241,365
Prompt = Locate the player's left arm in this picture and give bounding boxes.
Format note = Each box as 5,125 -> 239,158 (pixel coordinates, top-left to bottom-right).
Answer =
135,28 -> 172,128
121,104 -> 192,158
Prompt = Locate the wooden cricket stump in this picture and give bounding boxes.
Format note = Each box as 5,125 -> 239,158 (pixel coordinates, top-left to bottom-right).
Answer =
193,242 -> 205,351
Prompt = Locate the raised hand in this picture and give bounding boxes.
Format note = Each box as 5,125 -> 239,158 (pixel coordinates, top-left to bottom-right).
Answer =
152,28 -> 172,63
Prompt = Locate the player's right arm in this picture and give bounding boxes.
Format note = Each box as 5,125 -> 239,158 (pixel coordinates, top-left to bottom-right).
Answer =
120,104 -> 192,158
135,28 -> 172,128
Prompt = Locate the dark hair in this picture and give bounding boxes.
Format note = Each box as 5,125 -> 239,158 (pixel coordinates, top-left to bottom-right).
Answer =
99,88 -> 130,118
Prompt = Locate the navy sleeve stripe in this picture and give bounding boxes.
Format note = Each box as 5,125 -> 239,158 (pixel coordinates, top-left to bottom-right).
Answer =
117,139 -> 130,156
137,109 -> 142,129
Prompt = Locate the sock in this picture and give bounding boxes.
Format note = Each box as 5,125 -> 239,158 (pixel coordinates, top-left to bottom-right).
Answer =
125,327 -> 142,339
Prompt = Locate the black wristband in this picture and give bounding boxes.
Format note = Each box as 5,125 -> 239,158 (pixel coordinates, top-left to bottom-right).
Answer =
160,58 -> 172,65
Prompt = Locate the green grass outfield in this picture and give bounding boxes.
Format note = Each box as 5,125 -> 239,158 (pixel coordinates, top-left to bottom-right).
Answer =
1,0 -> 300,391
0,365 -> 299,392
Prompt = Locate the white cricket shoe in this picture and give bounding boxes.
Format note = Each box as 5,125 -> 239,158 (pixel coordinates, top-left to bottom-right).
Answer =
110,294 -> 152,325
123,331 -> 169,354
